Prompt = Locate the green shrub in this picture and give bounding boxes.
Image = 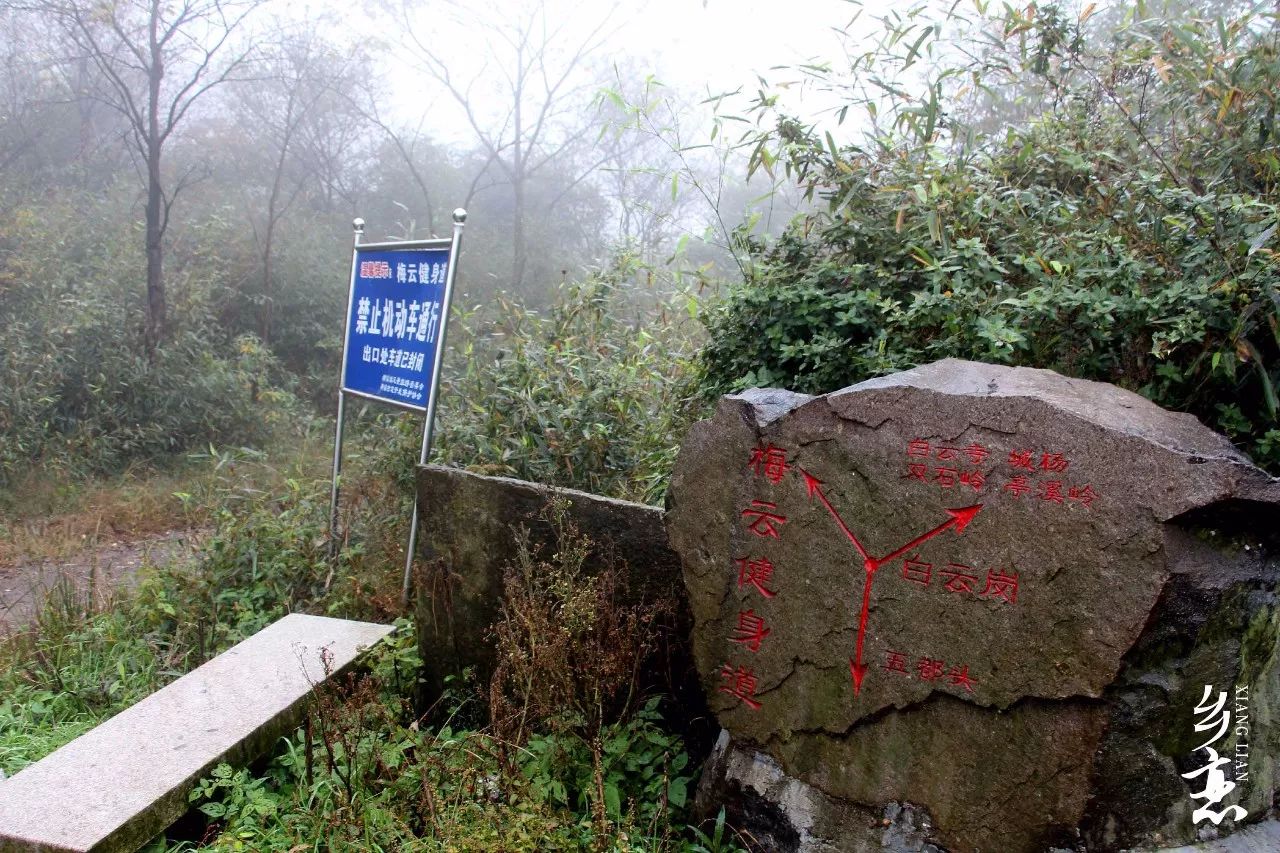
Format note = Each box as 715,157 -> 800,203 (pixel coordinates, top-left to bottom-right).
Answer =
0,187 -> 299,485
702,1 -> 1280,472
427,254 -> 708,504
173,650 -> 714,852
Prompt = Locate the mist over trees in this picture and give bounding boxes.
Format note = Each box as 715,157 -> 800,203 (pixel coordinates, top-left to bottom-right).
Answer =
0,0 -> 747,313
5,0 -> 1276,489
0,0 -> 767,482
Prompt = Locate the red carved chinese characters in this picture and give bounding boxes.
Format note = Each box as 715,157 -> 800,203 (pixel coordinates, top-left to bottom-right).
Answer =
1009,450 -> 1035,470
1068,484 -> 1098,507
735,556 -> 777,598
917,657 -> 946,680
897,558 -> 1020,606
884,650 -> 909,674
718,664 -> 763,710
730,609 -> 771,652
801,464 -> 983,696
902,557 -> 932,586
1040,452 -> 1069,473
905,439 -> 991,493
881,648 -> 980,694
1003,448 -> 1099,509
748,444 -> 790,484
741,499 -> 788,538
779,435 -> 1100,709
941,563 -> 979,594
981,568 -> 1019,604
1004,475 -> 1032,498
949,665 -> 978,692
1039,480 -> 1065,504
721,455 -> 793,711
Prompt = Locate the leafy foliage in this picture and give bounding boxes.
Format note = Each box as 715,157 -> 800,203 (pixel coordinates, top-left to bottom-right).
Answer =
489,499 -> 673,745
1,262 -> 729,846
520,699 -> 692,830
0,187 -> 303,486
430,255 -> 708,504
484,497 -> 691,846
703,0 -> 1280,471
173,680 -> 719,852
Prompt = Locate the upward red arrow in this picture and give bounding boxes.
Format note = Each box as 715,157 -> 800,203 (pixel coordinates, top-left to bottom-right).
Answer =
800,468 -> 872,564
876,504 -> 984,567
944,504 -> 982,533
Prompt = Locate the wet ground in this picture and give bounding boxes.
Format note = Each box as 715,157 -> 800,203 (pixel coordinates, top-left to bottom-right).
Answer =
0,529 -> 201,633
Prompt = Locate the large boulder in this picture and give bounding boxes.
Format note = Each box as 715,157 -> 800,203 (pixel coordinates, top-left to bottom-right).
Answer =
666,359 -> 1280,852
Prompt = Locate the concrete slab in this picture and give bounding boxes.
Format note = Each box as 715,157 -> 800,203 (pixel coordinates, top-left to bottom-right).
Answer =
0,613 -> 394,853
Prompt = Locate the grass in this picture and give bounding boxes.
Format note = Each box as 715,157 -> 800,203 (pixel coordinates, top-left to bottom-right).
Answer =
0,580 -> 168,774
0,449 -> 743,851
0,426 -> 334,567
0,273 -> 734,848
0,466 -> 197,565
0,417 -> 351,779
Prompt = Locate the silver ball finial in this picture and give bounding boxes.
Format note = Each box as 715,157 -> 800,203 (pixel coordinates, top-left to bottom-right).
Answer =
452,208 -> 467,224
353,217 -> 365,233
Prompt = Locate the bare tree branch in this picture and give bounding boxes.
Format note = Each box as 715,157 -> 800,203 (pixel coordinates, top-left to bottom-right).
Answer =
1,0 -> 268,352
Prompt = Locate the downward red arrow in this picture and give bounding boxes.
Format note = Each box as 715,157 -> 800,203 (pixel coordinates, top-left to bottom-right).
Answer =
850,658 -> 868,693
850,566 -> 875,694
845,504 -> 982,695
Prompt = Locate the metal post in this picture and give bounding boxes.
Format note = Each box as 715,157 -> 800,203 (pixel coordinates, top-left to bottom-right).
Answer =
328,218 -> 365,561
401,208 -> 467,605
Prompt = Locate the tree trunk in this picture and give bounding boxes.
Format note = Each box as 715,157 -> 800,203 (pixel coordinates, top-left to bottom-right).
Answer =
512,44 -> 526,290
144,139 -> 166,355
261,217 -> 275,345
262,144 -> 288,346
512,175 -> 526,290
144,0 -> 165,356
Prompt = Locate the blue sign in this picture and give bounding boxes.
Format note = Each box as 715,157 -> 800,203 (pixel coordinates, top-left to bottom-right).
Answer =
340,246 -> 451,411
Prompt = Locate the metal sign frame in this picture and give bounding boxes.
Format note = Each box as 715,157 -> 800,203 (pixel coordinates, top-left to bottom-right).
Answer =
328,209 -> 467,604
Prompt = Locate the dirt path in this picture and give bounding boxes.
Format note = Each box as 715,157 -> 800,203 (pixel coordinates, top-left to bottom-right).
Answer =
0,529 -> 203,633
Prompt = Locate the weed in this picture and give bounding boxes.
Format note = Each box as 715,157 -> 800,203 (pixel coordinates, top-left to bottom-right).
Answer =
489,498 -> 672,748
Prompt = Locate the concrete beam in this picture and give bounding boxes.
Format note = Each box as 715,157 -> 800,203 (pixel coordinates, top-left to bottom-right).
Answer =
0,613 -> 394,853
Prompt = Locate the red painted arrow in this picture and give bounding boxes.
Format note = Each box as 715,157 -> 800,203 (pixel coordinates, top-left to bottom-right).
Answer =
850,568 -> 874,693
845,504 -> 982,695
876,505 -> 983,567
800,468 -> 873,565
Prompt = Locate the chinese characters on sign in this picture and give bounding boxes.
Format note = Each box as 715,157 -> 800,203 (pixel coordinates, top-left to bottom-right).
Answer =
342,248 -> 451,411
905,439 -> 1099,509
717,444 -> 791,711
